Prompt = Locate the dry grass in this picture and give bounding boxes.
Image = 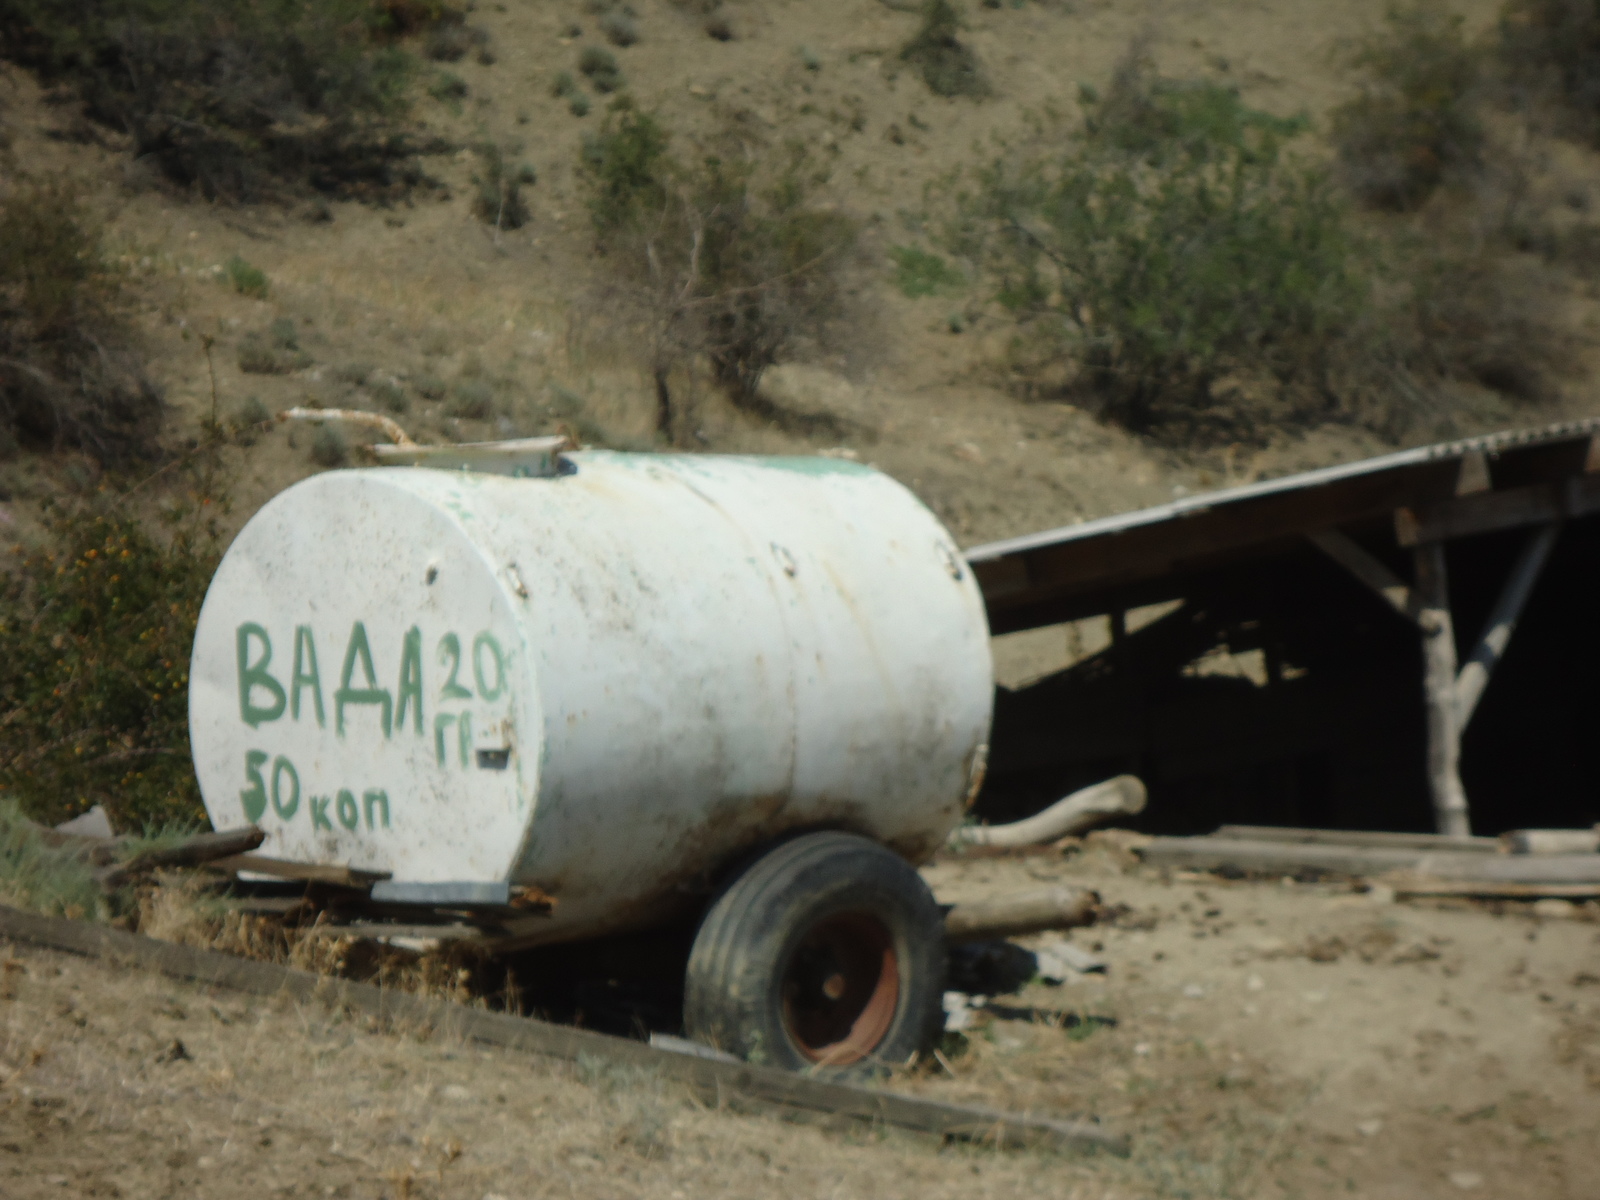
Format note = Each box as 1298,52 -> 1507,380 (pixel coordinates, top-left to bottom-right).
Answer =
0,939 -> 1310,1200
132,872 -> 511,1008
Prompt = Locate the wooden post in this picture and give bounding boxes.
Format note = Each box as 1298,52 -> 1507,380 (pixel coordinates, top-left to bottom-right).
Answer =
1414,543 -> 1472,838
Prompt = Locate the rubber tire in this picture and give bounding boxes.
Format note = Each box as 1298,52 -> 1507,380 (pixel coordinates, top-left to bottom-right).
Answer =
683,831 -> 946,1077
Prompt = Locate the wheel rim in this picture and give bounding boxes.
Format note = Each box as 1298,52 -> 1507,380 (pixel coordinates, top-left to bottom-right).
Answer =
779,911 -> 899,1066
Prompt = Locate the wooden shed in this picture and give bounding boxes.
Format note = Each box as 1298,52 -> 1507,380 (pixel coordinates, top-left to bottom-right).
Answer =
966,419 -> 1600,838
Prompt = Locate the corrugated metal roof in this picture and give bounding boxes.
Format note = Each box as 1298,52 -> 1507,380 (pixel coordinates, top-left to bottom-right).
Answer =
967,417 -> 1600,634
967,417 -> 1600,563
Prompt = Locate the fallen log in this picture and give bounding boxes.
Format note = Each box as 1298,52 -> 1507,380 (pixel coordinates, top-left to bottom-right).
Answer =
949,776 -> 1146,848
96,826 -> 265,890
0,904 -> 1126,1155
944,886 -> 1099,943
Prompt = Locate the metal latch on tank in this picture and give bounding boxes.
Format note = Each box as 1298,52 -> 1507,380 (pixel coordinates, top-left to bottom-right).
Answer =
475,720 -> 515,770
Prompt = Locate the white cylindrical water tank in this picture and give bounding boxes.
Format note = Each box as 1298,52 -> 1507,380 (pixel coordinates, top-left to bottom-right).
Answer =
189,449 -> 993,946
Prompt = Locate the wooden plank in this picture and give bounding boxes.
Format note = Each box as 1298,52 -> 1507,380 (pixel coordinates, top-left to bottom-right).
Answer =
98,827 -> 266,889
1500,828 -> 1600,855
1455,523 -> 1560,728
218,896 -> 310,915
1394,484 -> 1562,546
1306,531 -> 1418,624
1141,837 -> 1447,877
1412,853 -> 1600,884
207,854 -> 391,888
1213,826 -> 1499,852
307,922 -> 491,943
0,905 -> 1127,1155
1414,543 -> 1472,837
1385,878 -> 1600,900
1143,838 -> 1600,884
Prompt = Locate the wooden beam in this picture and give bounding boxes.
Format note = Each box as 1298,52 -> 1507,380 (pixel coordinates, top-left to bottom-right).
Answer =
1306,530 -> 1420,624
1141,837 -> 1600,883
96,826 -> 266,890
1388,879 -> 1600,900
205,853 -> 391,888
1454,450 -> 1491,495
1454,523 -> 1560,729
1213,825 -> 1499,852
0,905 -> 1127,1155
1415,543 -> 1472,838
1395,475 -> 1600,546
1140,837 -> 1458,877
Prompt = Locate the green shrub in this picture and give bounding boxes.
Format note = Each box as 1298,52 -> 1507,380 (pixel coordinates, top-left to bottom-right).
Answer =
582,102 -> 670,238
230,394 -> 272,443
580,103 -> 861,427
310,422 -> 349,466
225,255 -> 269,298
599,9 -> 639,47
0,176 -> 161,461
425,18 -> 485,62
333,361 -> 373,386
472,144 -> 535,231
1331,2 -> 1484,211
268,316 -> 300,349
0,0 -> 428,200
429,70 -> 469,102
235,395 -> 272,426
414,372 -> 447,399
579,45 -> 624,93
237,332 -> 309,374
372,378 -> 408,412
0,501 -> 219,830
890,245 -> 965,297
447,379 -> 495,418
946,54 -> 1366,437
900,0 -> 988,98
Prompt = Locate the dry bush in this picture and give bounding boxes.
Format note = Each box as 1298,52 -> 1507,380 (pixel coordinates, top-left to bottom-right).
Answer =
1383,247 -> 1573,405
0,177 -> 161,461
579,102 -> 864,439
900,0 -> 989,98
0,0 -> 439,200
1331,2 -> 1486,211
1500,0 -> 1600,142
471,143 -> 535,231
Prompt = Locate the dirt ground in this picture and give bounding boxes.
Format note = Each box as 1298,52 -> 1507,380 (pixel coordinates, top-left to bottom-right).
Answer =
3,848 -> 1596,1200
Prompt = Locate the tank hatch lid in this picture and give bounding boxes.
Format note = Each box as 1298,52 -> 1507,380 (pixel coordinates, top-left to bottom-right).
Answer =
373,435 -> 572,478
